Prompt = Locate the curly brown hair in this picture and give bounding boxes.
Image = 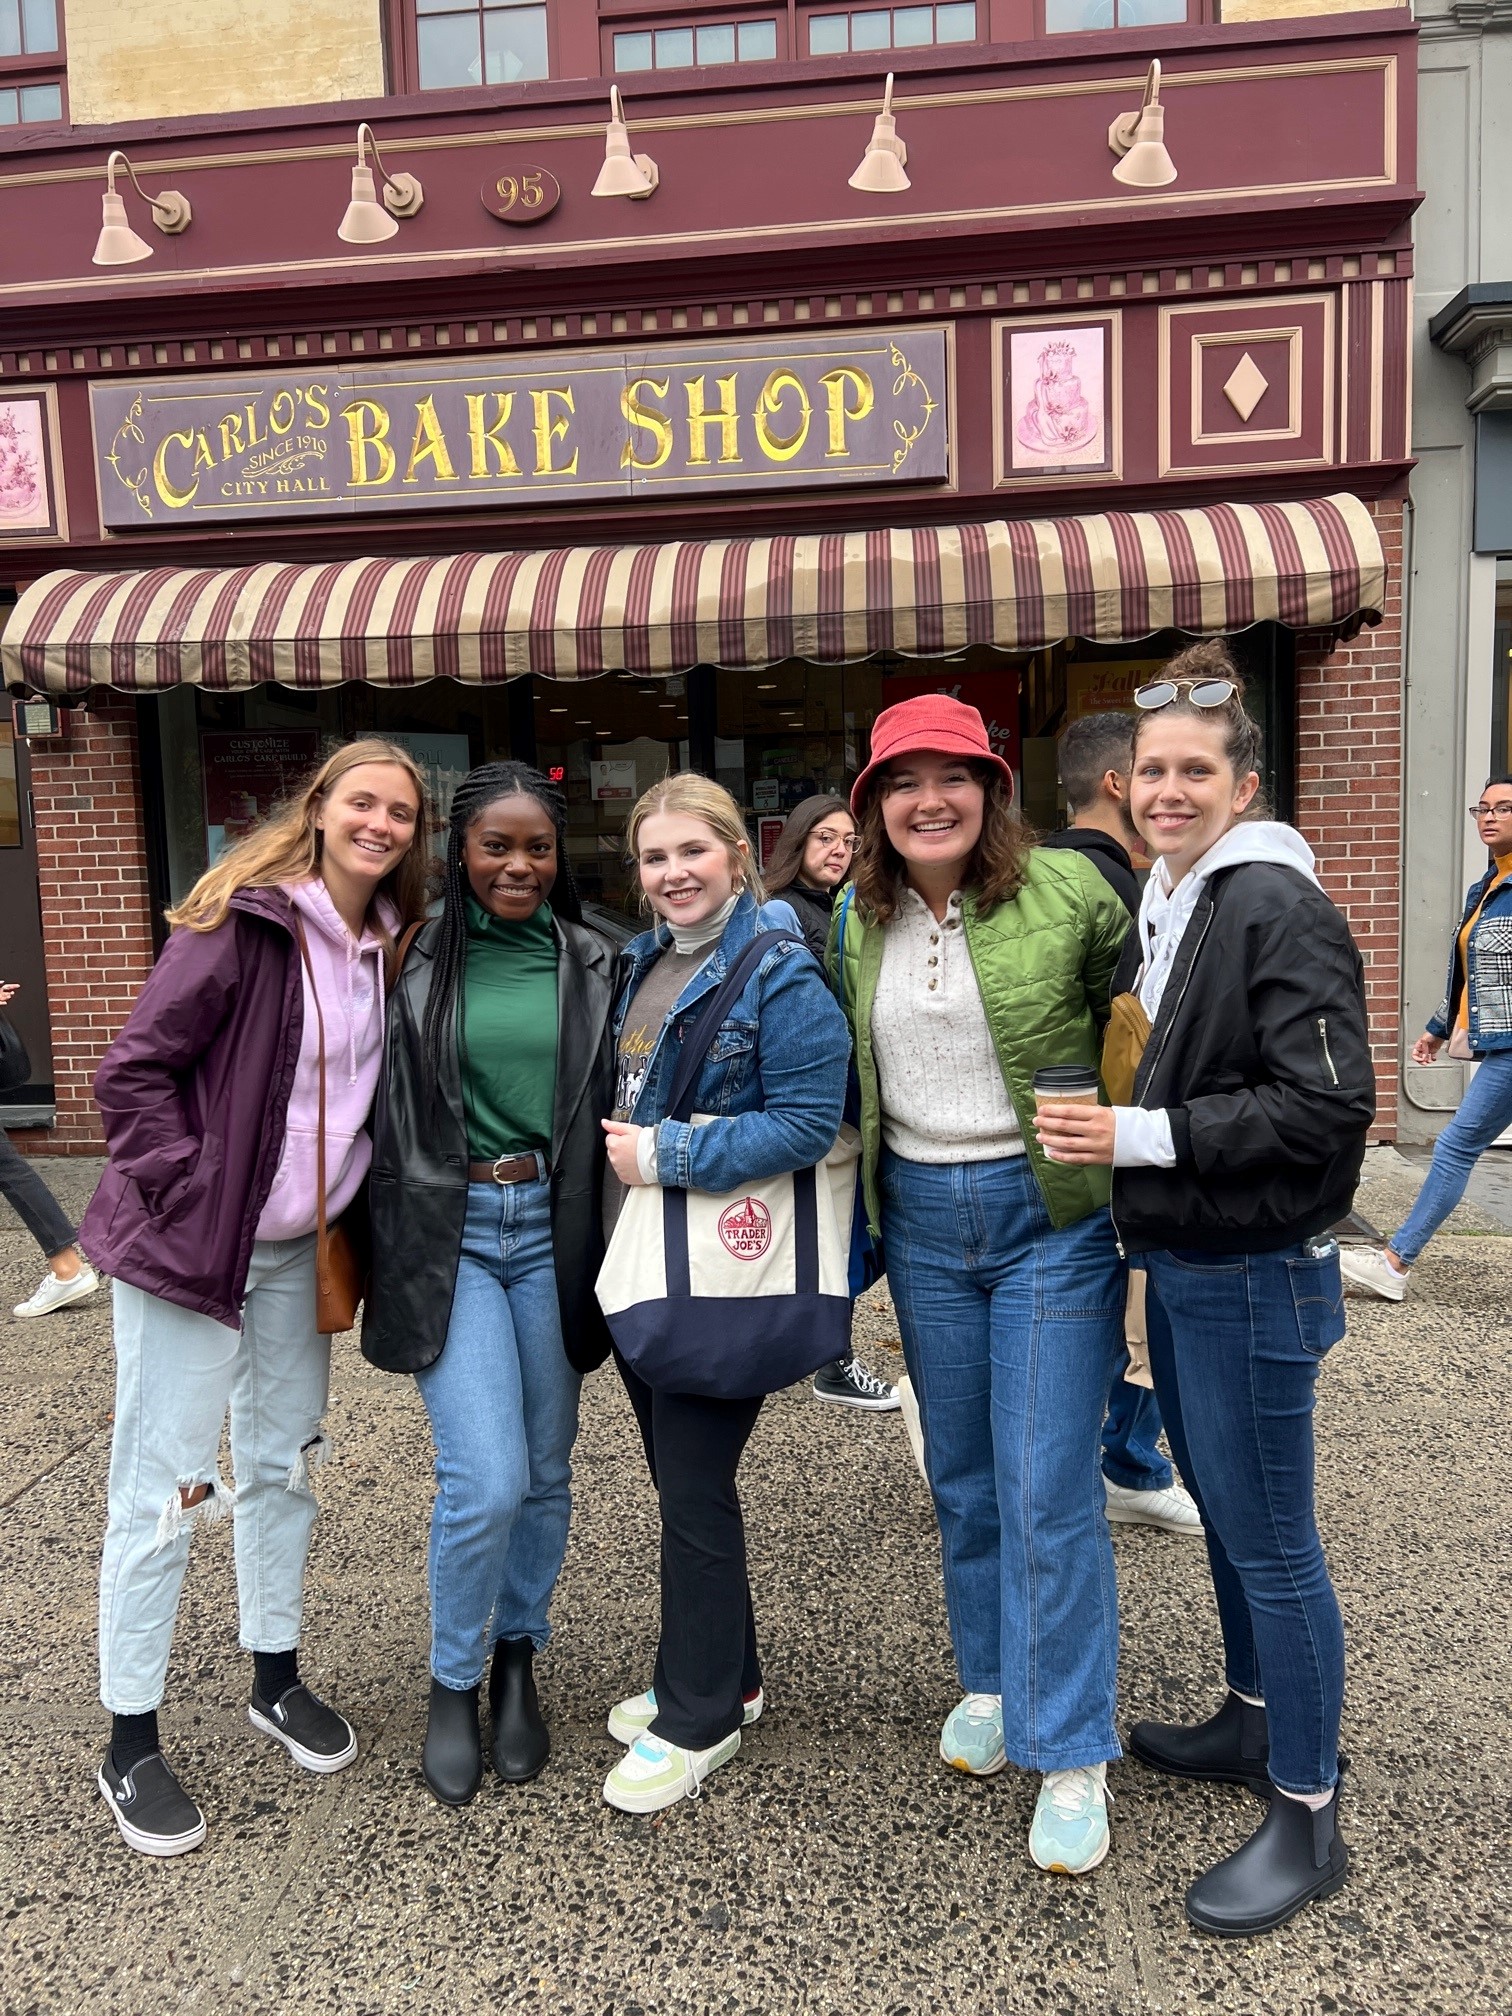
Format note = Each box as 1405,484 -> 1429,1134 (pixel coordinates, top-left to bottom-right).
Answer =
852,761 -> 1032,924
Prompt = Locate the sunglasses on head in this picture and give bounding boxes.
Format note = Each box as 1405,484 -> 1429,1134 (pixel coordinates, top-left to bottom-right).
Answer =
1133,676 -> 1238,712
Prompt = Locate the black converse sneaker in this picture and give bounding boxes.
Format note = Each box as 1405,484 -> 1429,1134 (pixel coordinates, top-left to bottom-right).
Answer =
812,1356 -> 902,1411
249,1683 -> 358,1774
98,1750 -> 207,1857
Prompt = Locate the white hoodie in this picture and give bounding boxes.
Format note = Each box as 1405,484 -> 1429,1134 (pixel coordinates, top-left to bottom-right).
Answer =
1114,822 -> 1325,1169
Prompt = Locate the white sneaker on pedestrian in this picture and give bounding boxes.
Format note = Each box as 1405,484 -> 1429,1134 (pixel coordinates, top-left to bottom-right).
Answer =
13,1264 -> 99,1319
603,1730 -> 741,1814
1104,1477 -> 1204,1536
1338,1245 -> 1408,1302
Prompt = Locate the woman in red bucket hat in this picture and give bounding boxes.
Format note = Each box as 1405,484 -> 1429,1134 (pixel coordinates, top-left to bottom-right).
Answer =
830,690 -> 1132,1875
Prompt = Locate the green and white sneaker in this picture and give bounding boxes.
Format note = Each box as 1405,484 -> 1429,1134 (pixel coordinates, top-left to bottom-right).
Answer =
1029,1763 -> 1111,1875
603,1730 -> 741,1814
940,1692 -> 1006,1776
607,1685 -> 764,1746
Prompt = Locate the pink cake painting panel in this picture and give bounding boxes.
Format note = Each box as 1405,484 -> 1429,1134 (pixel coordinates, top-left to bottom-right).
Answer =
1010,327 -> 1106,471
0,399 -> 50,529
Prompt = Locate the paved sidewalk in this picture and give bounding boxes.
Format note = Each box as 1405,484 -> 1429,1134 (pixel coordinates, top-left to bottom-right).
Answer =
1,1152 -> 1508,2016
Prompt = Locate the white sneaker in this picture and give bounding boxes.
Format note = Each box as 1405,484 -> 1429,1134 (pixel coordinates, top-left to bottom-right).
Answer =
603,1730 -> 741,1814
1104,1478 -> 1204,1537
13,1264 -> 99,1319
1029,1763 -> 1111,1875
1338,1245 -> 1408,1302
608,1684 -> 764,1746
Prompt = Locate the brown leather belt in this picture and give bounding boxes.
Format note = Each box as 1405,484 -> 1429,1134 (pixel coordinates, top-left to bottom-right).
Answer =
467,1152 -> 549,1185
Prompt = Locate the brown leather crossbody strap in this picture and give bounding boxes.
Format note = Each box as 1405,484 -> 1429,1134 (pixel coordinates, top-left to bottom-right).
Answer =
387,918 -> 424,995
292,914 -> 329,1252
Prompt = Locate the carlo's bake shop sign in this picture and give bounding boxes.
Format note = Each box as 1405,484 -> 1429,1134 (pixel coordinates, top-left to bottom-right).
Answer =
91,330 -> 946,529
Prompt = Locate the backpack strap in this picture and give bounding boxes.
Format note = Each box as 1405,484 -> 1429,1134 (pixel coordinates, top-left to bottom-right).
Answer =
663,930 -> 796,1126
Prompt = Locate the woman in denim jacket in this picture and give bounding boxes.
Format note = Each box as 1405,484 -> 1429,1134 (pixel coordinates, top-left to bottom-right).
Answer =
599,774 -> 850,1815
1342,772 -> 1512,1301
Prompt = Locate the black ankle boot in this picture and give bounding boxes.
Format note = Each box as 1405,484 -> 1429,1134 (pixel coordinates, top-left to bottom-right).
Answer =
488,1638 -> 549,1784
422,1680 -> 482,1806
1128,1691 -> 1271,1794
1185,1779 -> 1348,1937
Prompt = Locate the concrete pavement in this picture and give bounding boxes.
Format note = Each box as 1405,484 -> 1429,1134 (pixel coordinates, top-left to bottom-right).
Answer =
1,1149 -> 1508,2016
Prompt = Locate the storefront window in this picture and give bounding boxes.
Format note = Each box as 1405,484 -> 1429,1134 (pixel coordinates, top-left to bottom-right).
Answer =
1489,560 -> 1512,778
0,716 -> 20,848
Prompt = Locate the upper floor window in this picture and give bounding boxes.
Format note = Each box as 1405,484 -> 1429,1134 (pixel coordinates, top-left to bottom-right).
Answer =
1044,0 -> 1184,29
807,3 -> 975,54
413,0 -> 548,90
0,0 -> 65,126
614,18 -> 779,72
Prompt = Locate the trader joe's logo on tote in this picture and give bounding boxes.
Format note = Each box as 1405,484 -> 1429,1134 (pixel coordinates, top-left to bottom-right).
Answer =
718,1197 -> 773,1262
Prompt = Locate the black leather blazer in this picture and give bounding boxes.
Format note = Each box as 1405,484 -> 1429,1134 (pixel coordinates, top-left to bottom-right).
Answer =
362,912 -> 618,1375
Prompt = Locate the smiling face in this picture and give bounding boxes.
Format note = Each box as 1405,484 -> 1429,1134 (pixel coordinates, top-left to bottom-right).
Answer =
462,790 -> 559,921
878,754 -> 985,883
1130,714 -> 1259,881
314,762 -> 421,890
636,810 -> 745,928
801,811 -> 857,890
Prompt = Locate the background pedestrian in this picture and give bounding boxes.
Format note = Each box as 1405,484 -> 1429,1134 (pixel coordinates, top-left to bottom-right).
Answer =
1,980 -> 99,1318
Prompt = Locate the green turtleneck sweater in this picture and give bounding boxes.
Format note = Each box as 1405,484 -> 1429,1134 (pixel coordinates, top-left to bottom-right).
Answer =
461,894 -> 559,1161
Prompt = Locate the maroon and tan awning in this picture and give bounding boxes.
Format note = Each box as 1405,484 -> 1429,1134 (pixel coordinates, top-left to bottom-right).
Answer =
2,493 -> 1385,694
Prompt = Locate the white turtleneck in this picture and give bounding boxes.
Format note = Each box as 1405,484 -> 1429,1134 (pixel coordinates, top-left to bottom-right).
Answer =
661,890 -> 740,957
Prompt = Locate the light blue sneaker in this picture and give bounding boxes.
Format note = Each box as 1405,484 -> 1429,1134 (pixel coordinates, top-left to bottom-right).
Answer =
939,1692 -> 1006,1776
1029,1764 -> 1111,1874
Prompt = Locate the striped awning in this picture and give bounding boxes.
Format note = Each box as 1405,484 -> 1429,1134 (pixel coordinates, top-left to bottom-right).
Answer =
2,493 -> 1384,695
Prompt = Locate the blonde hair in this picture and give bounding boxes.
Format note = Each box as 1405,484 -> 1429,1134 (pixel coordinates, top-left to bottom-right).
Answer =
625,772 -> 764,903
166,737 -> 433,942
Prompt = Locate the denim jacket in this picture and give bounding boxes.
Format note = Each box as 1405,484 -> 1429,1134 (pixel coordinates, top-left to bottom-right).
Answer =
612,890 -> 850,1194
1427,864 -> 1512,1055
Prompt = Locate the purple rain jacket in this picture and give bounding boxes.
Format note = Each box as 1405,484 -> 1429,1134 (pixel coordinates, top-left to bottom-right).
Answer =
79,887 -> 305,1327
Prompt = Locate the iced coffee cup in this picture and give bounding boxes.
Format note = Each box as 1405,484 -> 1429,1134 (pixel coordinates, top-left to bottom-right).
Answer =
1032,1064 -> 1100,1109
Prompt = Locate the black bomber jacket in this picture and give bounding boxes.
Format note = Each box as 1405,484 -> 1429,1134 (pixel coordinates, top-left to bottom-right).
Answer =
1111,861 -> 1376,1255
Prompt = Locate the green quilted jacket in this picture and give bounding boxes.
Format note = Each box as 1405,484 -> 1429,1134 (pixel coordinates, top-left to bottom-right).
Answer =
828,847 -> 1131,1236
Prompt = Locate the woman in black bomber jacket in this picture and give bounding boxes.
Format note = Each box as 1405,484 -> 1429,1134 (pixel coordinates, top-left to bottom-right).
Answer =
1035,645 -> 1374,1942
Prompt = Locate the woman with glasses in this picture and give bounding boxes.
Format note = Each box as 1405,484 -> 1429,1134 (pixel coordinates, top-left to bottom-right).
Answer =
1341,774 -> 1512,1302
765,794 -> 899,1412
1036,641 -> 1374,1935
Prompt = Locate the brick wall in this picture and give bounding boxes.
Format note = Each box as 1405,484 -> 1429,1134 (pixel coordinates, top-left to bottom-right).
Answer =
11,694 -> 155,1157
1294,495 -> 1405,1140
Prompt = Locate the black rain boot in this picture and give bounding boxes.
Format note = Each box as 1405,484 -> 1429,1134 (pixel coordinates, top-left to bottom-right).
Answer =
488,1638 -> 549,1784
1128,1691 -> 1271,1794
1185,1779 -> 1349,1938
422,1679 -> 482,1806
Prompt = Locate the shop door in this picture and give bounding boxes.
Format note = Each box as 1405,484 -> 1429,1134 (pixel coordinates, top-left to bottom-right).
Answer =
0,719 -> 54,1120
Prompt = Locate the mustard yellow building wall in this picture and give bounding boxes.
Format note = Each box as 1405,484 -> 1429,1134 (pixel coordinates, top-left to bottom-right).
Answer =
65,0 -> 386,124
1221,0 -> 1405,19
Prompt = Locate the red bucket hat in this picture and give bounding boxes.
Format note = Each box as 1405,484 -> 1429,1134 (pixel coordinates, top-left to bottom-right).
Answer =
850,692 -> 1015,815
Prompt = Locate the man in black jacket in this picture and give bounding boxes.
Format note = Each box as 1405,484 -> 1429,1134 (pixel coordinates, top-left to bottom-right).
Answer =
1040,713 -> 1203,1541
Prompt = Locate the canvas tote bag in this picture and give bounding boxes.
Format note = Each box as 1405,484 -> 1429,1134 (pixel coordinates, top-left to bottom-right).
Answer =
596,930 -> 860,1400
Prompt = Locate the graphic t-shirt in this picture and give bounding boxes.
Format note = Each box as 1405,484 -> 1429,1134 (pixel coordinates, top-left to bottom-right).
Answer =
603,946 -> 706,1238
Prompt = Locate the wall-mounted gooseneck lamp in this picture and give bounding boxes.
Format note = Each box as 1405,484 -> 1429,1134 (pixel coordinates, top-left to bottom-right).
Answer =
338,123 -> 425,244
1109,60 -> 1178,189
92,150 -> 192,266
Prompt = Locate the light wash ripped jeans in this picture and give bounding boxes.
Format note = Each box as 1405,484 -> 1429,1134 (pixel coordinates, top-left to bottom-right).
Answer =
98,1235 -> 332,1715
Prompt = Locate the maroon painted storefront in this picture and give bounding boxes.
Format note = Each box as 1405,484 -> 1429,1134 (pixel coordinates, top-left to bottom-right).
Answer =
0,15 -> 1415,1148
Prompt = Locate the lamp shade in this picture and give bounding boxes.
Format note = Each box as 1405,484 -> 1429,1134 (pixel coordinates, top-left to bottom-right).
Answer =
849,111 -> 911,193
1112,102 -> 1177,188
592,89 -> 657,198
338,163 -> 400,244
92,189 -> 153,266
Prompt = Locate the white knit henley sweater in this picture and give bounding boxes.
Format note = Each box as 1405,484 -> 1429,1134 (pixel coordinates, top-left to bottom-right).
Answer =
871,887 -> 1024,1164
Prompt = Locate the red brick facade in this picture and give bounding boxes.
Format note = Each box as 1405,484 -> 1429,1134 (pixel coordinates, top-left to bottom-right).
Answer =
13,695 -> 156,1157
1294,497 -> 1405,1140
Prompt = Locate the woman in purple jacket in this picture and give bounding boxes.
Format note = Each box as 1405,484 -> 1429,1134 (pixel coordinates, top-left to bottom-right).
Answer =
83,739 -> 429,1858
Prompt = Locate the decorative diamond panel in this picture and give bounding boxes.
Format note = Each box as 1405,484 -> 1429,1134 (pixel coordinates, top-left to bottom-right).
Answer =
1223,352 -> 1269,423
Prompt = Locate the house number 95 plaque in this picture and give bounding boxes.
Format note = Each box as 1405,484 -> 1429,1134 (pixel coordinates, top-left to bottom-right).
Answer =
480,168 -> 562,224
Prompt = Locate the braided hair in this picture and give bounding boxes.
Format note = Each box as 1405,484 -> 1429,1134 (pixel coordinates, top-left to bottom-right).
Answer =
420,759 -> 582,1103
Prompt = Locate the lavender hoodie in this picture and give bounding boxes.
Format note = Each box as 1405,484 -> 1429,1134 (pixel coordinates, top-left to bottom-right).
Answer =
255,880 -> 391,1241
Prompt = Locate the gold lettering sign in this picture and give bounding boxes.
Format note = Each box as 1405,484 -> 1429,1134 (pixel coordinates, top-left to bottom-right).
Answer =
92,331 -> 947,526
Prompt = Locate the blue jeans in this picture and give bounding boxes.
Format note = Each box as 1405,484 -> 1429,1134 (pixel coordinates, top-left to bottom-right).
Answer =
880,1150 -> 1125,1772
415,1180 -> 580,1691
1143,1246 -> 1347,1796
99,1238 -> 329,1713
1101,1378 -> 1172,1492
1391,1049 -> 1512,1266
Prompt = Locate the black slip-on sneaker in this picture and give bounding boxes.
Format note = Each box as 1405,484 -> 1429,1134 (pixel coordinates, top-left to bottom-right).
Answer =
98,1750 -> 207,1858
249,1682 -> 357,1774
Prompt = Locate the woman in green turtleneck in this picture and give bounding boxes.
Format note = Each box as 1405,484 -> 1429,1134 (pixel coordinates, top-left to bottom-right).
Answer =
365,762 -> 616,1807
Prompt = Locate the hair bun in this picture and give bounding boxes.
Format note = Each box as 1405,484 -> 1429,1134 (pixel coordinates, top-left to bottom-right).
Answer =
1163,637 -> 1245,699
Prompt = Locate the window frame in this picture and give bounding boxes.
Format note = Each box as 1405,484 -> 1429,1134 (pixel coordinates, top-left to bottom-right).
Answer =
0,0 -> 68,133
608,11 -> 786,76
801,2 -> 979,59
385,0 -> 553,98
1038,0 -> 1203,34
